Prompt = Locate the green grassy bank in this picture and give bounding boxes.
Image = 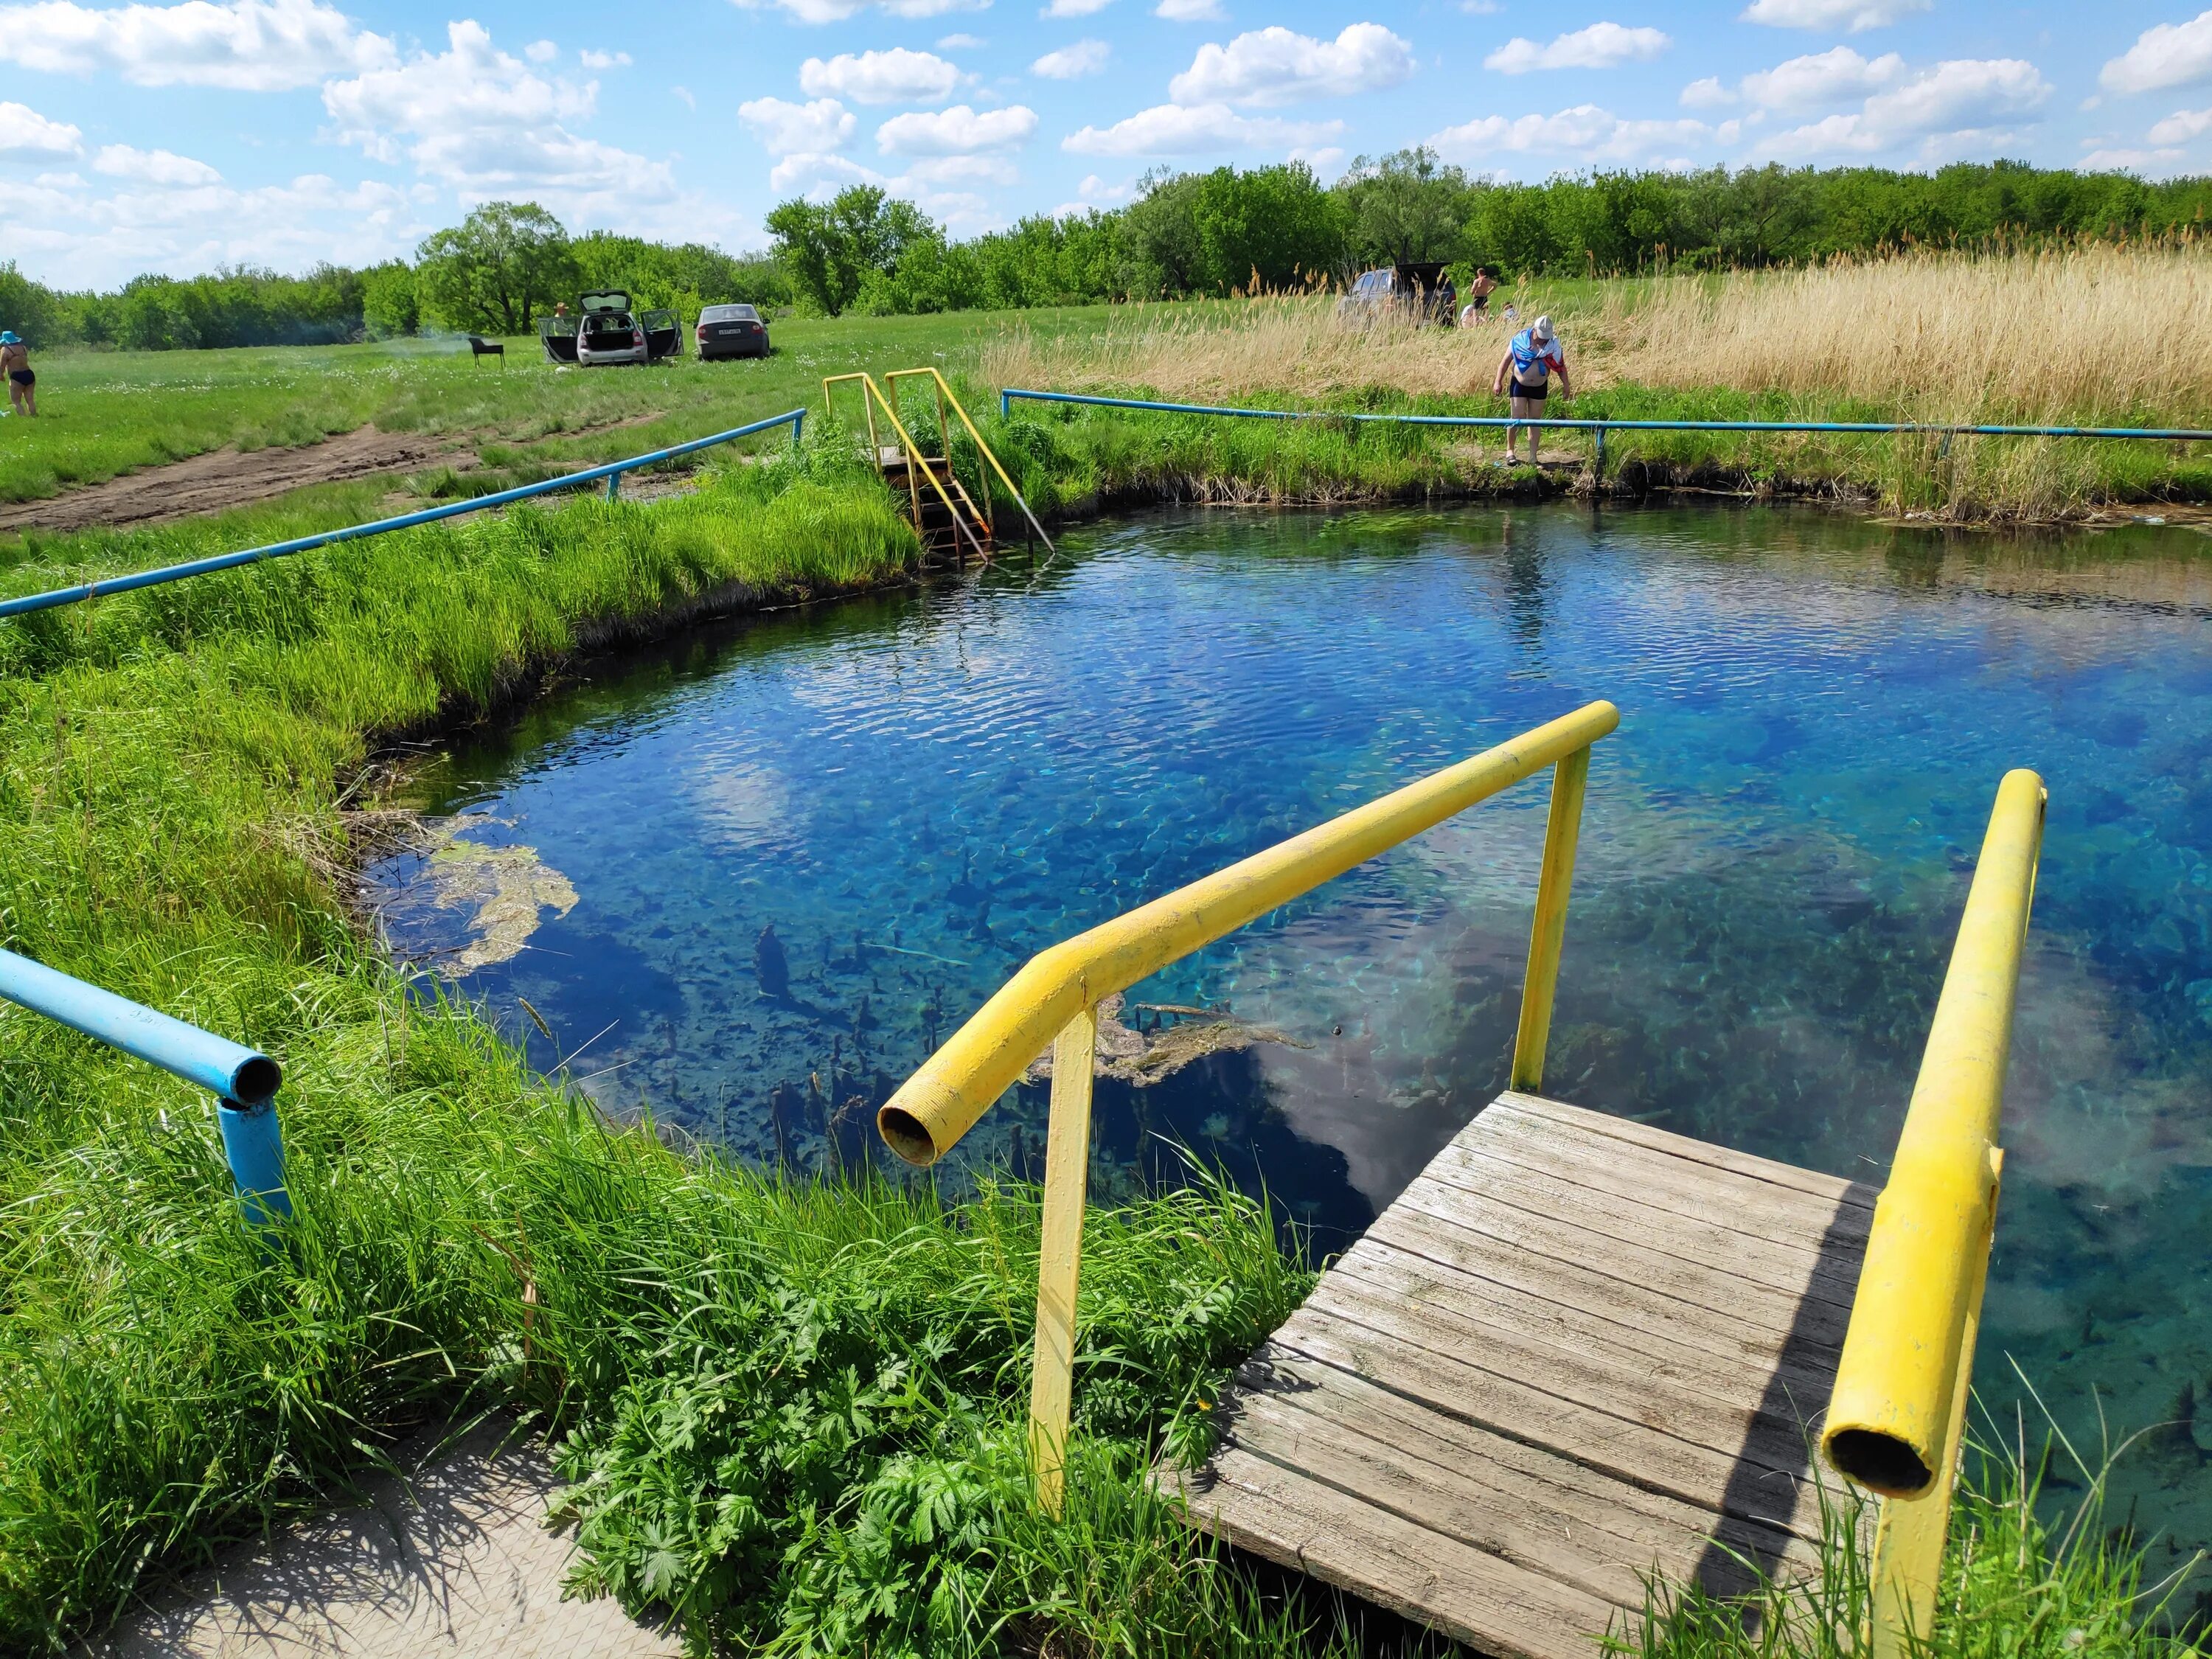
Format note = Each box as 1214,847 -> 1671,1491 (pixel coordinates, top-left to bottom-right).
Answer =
0,430 -> 2201,1656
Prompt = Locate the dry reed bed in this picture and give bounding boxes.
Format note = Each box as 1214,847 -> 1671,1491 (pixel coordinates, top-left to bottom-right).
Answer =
986,245 -> 2212,426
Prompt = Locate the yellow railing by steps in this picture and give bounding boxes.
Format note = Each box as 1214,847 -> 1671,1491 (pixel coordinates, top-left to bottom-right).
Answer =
885,367 -> 1057,554
824,369 -> 1056,558
1824,768 -> 2047,1659
822,371 -> 990,562
875,700 -> 1620,1514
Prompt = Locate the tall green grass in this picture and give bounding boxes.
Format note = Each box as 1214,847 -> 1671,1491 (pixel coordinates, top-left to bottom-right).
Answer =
0,421 -> 2196,1657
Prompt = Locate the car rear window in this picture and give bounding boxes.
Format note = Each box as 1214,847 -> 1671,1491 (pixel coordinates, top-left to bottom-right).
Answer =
702,305 -> 760,322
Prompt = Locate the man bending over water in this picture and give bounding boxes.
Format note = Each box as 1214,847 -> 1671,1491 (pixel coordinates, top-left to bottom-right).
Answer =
1491,314 -> 1568,465
1,332 -> 32,417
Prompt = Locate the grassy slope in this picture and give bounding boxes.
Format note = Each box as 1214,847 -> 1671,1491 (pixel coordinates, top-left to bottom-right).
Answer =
0,377 -> 2200,1651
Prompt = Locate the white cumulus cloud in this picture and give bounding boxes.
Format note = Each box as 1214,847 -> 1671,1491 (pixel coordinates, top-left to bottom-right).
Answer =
799,46 -> 959,104
936,30 -> 984,45
1694,46 -> 1907,110
1739,0 -> 1927,30
877,102 -> 1037,152
0,99 -> 81,154
1762,57 -> 2051,158
1032,37 -> 1107,76
0,0 -> 394,89
1169,23 -> 1413,106
732,0 -> 982,24
1155,0 -> 1224,18
1485,22 -> 1670,74
1041,0 -> 1110,16
1431,103 -> 1708,161
905,151 -> 1018,183
321,19 -> 672,204
579,48 -> 629,69
2101,12 -> 2212,95
524,38 -> 556,62
93,142 -> 220,182
2149,105 -> 2212,142
1062,100 -> 1342,154
2080,145 -> 2185,168
740,94 -> 855,153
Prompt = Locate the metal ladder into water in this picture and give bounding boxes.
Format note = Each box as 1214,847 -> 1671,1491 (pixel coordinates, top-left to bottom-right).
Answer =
823,368 -> 1054,563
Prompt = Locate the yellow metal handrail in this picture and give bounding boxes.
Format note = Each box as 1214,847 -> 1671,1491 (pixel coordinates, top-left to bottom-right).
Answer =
1823,768 -> 2046,1658
877,700 -> 1620,1512
822,372 -> 990,563
886,366 -> 1057,554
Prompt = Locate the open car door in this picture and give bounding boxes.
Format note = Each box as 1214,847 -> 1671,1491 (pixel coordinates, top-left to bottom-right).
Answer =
538,316 -> 579,364
641,308 -> 682,361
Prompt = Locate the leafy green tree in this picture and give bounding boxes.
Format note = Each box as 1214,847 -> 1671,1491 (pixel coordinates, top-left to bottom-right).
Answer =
0,262 -> 69,345
765,187 -> 935,317
362,262 -> 418,337
1467,184 -> 1565,276
414,202 -> 577,334
1341,148 -> 1470,269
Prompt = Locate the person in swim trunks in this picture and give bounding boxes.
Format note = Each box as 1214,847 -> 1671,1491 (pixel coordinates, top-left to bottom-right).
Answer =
1491,313 -> 1568,465
1,332 -> 33,417
1459,265 -> 1500,325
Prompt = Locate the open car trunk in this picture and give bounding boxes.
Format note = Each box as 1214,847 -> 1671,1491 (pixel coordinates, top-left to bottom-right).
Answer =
641,308 -> 682,361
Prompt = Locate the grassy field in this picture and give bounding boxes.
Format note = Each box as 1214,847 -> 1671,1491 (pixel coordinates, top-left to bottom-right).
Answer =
0,263 -> 2206,1651
0,307 -> 1113,512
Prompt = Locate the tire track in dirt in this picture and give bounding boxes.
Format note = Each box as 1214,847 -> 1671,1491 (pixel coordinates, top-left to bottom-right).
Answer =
0,427 -> 463,536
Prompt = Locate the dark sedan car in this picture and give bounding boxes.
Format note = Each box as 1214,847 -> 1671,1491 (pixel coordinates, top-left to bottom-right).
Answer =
697,304 -> 771,361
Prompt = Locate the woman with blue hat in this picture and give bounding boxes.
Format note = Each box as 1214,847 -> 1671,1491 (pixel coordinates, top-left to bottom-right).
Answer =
1,331 -> 33,417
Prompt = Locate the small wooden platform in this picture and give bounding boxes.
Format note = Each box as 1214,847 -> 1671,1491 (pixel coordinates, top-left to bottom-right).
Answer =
1172,1091 -> 1875,1659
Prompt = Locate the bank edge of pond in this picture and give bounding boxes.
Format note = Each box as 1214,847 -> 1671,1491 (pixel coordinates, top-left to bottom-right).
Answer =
990,396 -> 2212,527
0,459 -> 2191,1655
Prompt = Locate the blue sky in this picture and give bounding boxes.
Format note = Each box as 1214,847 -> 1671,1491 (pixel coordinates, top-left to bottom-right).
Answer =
1,0 -> 2208,286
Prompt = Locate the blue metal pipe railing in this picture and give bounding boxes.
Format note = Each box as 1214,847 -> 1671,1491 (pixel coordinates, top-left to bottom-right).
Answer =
0,946 -> 289,1220
0,407 -> 809,622
998,389 -> 2212,474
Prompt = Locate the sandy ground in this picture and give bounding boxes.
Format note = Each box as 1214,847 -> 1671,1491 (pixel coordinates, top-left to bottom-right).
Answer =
0,428 -> 463,536
77,1416 -> 679,1659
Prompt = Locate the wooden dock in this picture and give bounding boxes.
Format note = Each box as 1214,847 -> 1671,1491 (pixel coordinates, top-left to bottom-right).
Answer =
1171,1091 -> 1875,1659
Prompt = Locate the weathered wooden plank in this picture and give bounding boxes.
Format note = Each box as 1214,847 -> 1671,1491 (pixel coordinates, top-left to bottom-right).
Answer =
1329,1235 -> 1843,1425
1272,1305 -> 1820,1538
1302,1269 -> 1826,1485
1175,1446 -> 1625,1659
1178,1091 -> 1864,1658
1388,1178 -> 1854,1350
1498,1093 -> 1877,1211
1368,1197 -> 1847,1371
1221,1349 -> 1818,1604
1422,1145 -> 1864,1310
1472,1100 -> 1875,1251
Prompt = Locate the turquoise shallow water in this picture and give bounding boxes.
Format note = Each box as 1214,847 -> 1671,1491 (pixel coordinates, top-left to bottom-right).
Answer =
374,502 -> 2212,1573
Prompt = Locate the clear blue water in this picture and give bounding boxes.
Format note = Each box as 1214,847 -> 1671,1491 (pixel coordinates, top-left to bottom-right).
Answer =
373,503 -> 2212,1571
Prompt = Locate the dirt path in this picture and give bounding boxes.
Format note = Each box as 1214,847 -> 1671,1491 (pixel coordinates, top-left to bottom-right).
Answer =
77,1416 -> 679,1659
0,427 -> 462,536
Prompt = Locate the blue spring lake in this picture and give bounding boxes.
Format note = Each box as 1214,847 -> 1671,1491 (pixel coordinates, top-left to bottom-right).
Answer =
373,502 -> 2212,1569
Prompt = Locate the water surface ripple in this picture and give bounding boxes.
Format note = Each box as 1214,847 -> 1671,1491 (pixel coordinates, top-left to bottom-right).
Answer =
373,503 -> 2212,1569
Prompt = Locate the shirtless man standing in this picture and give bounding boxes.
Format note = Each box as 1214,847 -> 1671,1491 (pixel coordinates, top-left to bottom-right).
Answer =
1491,313 -> 1568,465
1,332 -> 33,417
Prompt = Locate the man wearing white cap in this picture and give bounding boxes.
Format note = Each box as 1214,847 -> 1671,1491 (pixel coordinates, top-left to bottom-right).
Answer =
1490,313 -> 1569,465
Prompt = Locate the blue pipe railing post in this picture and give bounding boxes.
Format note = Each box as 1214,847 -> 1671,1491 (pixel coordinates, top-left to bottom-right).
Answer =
793,408 -> 806,447
216,1099 -> 292,1225
1001,389 -> 1012,420
1594,425 -> 1607,479
0,947 -> 289,1222
606,470 -> 622,501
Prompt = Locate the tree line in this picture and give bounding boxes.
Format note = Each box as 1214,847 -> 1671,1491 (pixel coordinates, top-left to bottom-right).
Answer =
2,155 -> 2207,349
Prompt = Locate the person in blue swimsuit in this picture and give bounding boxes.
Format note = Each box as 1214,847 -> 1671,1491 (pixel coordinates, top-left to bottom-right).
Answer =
1490,313 -> 1569,465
